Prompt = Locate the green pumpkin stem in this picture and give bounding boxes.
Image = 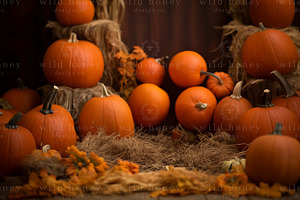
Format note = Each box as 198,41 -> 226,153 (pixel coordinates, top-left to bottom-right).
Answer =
200,70 -> 224,85
259,22 -> 266,31
100,83 -> 110,97
5,112 -> 23,129
259,89 -> 274,108
68,32 -> 78,43
272,123 -> 282,136
40,85 -> 59,115
231,81 -> 243,100
17,78 -> 28,90
270,70 -> 297,98
195,102 -> 207,110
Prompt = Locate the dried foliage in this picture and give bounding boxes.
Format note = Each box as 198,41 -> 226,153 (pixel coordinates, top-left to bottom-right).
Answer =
95,0 -> 125,24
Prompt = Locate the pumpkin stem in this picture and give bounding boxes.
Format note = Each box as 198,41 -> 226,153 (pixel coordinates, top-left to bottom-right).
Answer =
272,123 -> 282,136
40,85 -> 59,115
195,102 -> 207,110
68,33 -> 79,43
42,144 -> 51,153
270,70 -> 297,98
100,83 -> 110,97
200,70 -> 224,85
17,78 -> 28,90
5,112 -> 23,129
259,89 -> 274,108
0,111 -> 3,116
155,56 -> 169,64
230,81 -> 243,100
0,98 -> 14,110
259,22 -> 266,31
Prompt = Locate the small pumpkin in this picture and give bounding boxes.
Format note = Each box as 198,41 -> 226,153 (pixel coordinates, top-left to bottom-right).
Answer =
31,144 -> 62,160
222,157 -> 246,173
43,32 -> 104,88
78,83 -> 135,138
19,86 -> 77,157
175,86 -> 217,131
271,70 -> 300,120
235,89 -> 300,151
136,57 -> 167,86
128,83 -> 170,128
205,71 -> 234,99
246,123 -> 300,185
168,51 -> 207,88
55,0 -> 95,26
0,112 -> 36,176
213,81 -> 253,135
249,0 -> 295,29
242,23 -> 298,78
2,78 -> 41,113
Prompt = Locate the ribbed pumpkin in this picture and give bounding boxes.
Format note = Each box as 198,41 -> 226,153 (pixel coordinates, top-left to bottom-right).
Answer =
128,83 -> 170,128
0,113 -> 36,176
246,123 -> 300,185
2,78 -> 41,113
242,23 -> 298,78
43,33 -> 104,88
78,84 -> 135,138
168,51 -> 207,88
55,0 -> 95,26
19,86 -> 77,157
213,81 -> 253,135
271,70 -> 300,120
175,86 -> 217,131
205,71 -> 234,99
235,89 -> 300,151
0,109 -> 14,124
249,0 -> 295,29
31,145 -> 62,160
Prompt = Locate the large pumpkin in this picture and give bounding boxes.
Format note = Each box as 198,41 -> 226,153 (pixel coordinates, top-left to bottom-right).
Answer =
242,23 -> 298,78
205,71 -> 234,99
249,0 -> 295,29
246,123 -> 300,185
271,70 -> 300,120
175,86 -> 217,131
168,51 -> 207,88
78,83 -> 135,138
128,83 -> 170,128
55,0 -> 95,26
213,81 -> 253,135
19,86 -> 77,157
235,89 -> 300,151
43,33 -> 104,88
2,78 -> 41,113
0,113 -> 36,176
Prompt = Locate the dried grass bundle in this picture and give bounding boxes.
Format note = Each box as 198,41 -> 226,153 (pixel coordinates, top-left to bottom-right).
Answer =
95,0 -> 125,24
226,0 -> 251,24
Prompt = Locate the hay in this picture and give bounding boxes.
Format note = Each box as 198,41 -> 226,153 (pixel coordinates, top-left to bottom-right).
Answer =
46,19 -> 127,89
76,128 -> 245,174
37,83 -> 115,124
95,0 -> 125,24
226,0 -> 251,24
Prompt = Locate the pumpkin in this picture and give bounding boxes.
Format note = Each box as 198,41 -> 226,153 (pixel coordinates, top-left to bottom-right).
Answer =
168,51 -> 207,88
249,0 -> 295,29
235,89 -> 300,151
31,144 -> 62,160
271,70 -> 300,120
43,32 -> 104,88
0,109 -> 14,124
222,157 -> 246,173
19,86 -> 77,157
213,81 -> 253,135
205,71 -> 234,99
246,123 -> 300,185
55,0 -> 95,26
0,112 -> 36,176
128,83 -> 170,128
135,57 -> 166,86
78,83 -> 135,138
175,86 -> 217,131
242,23 -> 298,78
0,98 -> 21,115
2,78 -> 41,113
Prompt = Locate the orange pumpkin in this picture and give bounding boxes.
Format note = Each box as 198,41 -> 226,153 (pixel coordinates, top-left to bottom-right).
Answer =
0,98 -> 21,115
175,86 -> 217,131
136,57 -> 166,86
235,89 -> 300,151
43,33 -> 104,88
32,144 -> 62,160
0,112 -> 36,176
128,83 -> 170,128
242,23 -> 298,78
205,71 -> 234,99
168,51 -> 207,88
0,109 -> 14,124
249,0 -> 295,29
213,81 -> 253,135
19,86 -> 77,157
78,83 -> 135,138
246,123 -> 300,185
2,78 -> 41,113
271,70 -> 300,120
55,0 -> 95,26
